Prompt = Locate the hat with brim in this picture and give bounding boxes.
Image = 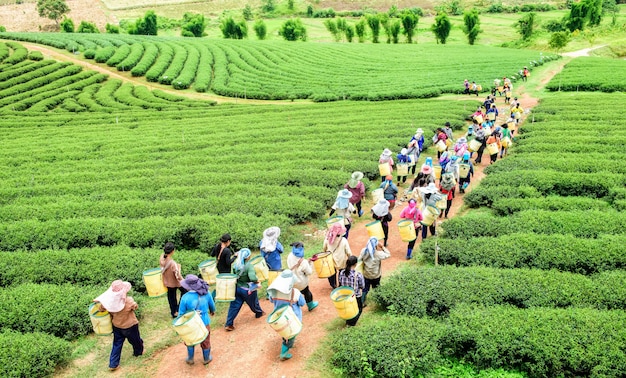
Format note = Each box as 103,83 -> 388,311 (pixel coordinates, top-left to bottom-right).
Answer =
268,269 -> 295,298
420,182 -> 439,194
94,280 -> 131,313
416,128 -> 424,135
372,199 -> 390,217
181,274 -> 209,294
338,189 -> 352,199
458,137 -> 467,144
382,148 -> 392,157
348,171 -> 363,188
420,164 -> 433,175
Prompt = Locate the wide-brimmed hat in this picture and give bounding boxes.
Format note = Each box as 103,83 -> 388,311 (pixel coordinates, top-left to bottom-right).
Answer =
267,269 -> 296,298
420,164 -> 433,175
181,274 -> 209,295
372,199 -> 390,217
348,172 -> 363,188
94,280 -> 132,313
382,148 -> 392,156
457,137 -> 467,144
401,148 -> 408,155
261,227 -> 280,252
420,182 -> 439,194
415,128 -> 424,135
338,189 -> 352,199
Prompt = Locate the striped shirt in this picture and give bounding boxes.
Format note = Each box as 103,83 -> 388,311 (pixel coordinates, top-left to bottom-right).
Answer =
338,269 -> 365,297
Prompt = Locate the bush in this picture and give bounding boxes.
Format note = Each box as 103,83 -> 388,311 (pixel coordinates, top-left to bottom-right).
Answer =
60,17 -> 74,33
0,26 -> 5,32
443,305 -> 626,377
77,21 -> 99,33
94,46 -> 116,63
220,17 -> 248,39
0,330 -> 71,378
279,19 -> 306,41
330,316 -> 443,377
27,51 -> 44,61
128,10 -> 158,35
420,233 -> 626,275
491,196 -> 611,215
254,19 -> 267,40
373,266 -> 626,317
464,185 -> 541,208
181,13 -> 206,37
106,23 -> 120,34
83,48 -> 96,59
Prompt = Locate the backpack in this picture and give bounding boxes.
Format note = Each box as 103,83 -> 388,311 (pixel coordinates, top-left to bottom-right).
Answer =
440,172 -> 457,190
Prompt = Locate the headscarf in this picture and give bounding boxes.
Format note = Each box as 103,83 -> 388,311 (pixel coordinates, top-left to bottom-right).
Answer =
180,274 -> 209,296
364,237 -> 378,259
379,148 -> 392,163
425,157 -> 433,167
372,199 -> 390,217
260,227 -> 280,252
290,242 -> 304,258
402,199 -> 419,222
463,152 -> 471,162
234,248 -> 251,272
326,222 -> 346,246
94,280 -> 131,313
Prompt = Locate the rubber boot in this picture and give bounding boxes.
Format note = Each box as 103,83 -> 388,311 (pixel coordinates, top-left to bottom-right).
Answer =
361,292 -> 368,307
202,349 -> 212,365
306,301 -> 318,312
186,346 -> 195,365
280,344 -> 292,361
406,248 -> 413,260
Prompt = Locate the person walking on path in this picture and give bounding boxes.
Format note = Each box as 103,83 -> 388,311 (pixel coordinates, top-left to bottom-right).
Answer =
179,275 -> 215,366
344,171 -> 365,217
267,270 -> 306,360
322,222 -> 352,289
260,227 -> 284,271
224,249 -> 265,331
399,199 -> 423,259
472,121 -> 487,165
418,183 -> 441,240
211,233 -> 237,274
396,148 -> 410,184
380,175 -> 398,210
337,256 -> 365,327
378,148 -> 394,182
287,241 -> 318,312
500,123 -> 513,157
407,128 -> 424,176
433,128 -> 448,159
160,242 -> 186,319
458,152 -> 475,193
329,189 -> 355,239
359,237 -> 391,307
94,280 -> 143,371
371,199 -> 392,248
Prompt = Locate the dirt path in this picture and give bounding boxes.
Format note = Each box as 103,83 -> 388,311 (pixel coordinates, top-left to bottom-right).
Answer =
562,45 -> 607,58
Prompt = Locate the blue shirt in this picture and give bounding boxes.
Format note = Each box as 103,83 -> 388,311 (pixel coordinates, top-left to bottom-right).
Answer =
260,241 -> 284,270
178,291 -> 216,326
270,290 -> 306,322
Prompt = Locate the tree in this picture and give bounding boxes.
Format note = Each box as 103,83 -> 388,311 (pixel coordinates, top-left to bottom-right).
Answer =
261,0 -> 275,13
37,0 -> 70,27
603,0 -> 618,26
549,31 -> 570,52
254,19 -> 267,40
565,2 -> 587,31
181,13 -> 207,37
105,23 -> 120,34
279,18 -> 306,41
345,25 -> 355,42
324,19 -> 340,41
366,14 -> 381,43
60,17 -> 74,33
242,5 -> 253,21
390,20 -> 401,44
77,21 -> 99,33
128,10 -> 157,35
431,13 -> 452,44
587,0 -> 603,26
355,17 -> 367,43
379,13 -> 391,43
401,11 -> 419,43
517,12 -> 536,40
220,17 -> 248,39
462,8 -> 481,45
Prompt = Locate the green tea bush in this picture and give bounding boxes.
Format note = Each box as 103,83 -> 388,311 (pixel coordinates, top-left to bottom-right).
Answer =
27,51 -> 43,61
330,316 -> 443,377
420,234 -> 626,274
130,42 -> 158,77
546,57 -> 626,92
0,330 -> 71,378
491,196 -> 612,215
94,46 -> 116,63
4,41 -> 27,64
105,44 -> 131,67
443,305 -> 626,377
441,210 -> 626,239
0,283 -> 108,339
464,185 -> 541,208
373,266 -> 626,317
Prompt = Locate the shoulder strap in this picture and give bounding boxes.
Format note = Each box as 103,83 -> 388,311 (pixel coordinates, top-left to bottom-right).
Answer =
217,245 -> 226,261
291,258 -> 304,271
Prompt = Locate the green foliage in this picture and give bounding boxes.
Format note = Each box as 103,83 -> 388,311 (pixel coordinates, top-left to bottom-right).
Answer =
355,17 -> 367,42
516,12 -> 536,40
77,21 -> 99,34
279,18 -> 306,41
420,233 -> 626,275
432,13 -> 452,44
544,19 -> 566,32
0,26 -> 5,32
374,266 -> 626,317
330,316 -> 443,377
60,17 -> 74,33
128,10 -> 157,36
261,0 -> 275,13
366,14 -> 380,43
436,0 -> 464,15
546,57 -> 626,92
462,9 -> 481,45
306,4 -> 313,17
36,0 -> 70,26
324,19 -> 340,42
0,330 -> 71,378
345,24 -> 355,43
549,31 -> 570,51
94,45 -> 115,63
253,19 -> 267,40
400,11 -> 418,43
3,42 -> 28,64
181,13 -> 206,37
27,50 -> 44,61
287,0 -> 294,11
220,17 -> 248,39
243,4 -> 253,20
105,23 -> 120,34
389,20 -> 401,44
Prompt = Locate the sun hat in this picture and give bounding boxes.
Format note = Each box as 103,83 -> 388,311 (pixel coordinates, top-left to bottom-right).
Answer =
385,174 -> 393,181
180,274 -> 209,296
267,269 -> 296,300
382,148 -> 392,157
401,148 -> 408,155
348,171 -> 364,188
415,128 -> 424,135
335,189 -> 353,209
420,164 -> 433,175
420,182 -> 439,194
94,280 -> 132,313
457,137 -> 467,144
261,227 -> 280,252
372,199 -> 390,217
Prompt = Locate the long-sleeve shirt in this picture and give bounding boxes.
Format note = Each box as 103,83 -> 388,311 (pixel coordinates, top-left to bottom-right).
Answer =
160,255 -> 182,288
322,237 -> 352,270
338,269 -> 365,297
359,247 -> 391,280
108,297 -> 139,329
344,181 -> 365,204
400,206 -> 423,228
287,253 -> 313,291
234,262 -> 258,288
270,289 -> 306,322
380,181 -> 398,200
211,244 -> 237,274
178,291 -> 216,326
260,241 -> 284,270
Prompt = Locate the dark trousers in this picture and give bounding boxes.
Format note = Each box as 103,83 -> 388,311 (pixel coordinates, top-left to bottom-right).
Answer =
346,296 -> 363,326
109,324 -> 143,369
354,200 -> 362,215
490,153 -> 498,163
363,276 -> 381,305
301,286 -> 313,303
328,273 -> 337,289
475,142 -> 486,163
459,177 -> 470,192
422,224 -> 436,239
444,199 -> 453,217
381,222 -> 389,247
167,286 -> 187,318
410,164 -> 417,175
225,287 -> 264,327
397,175 -> 407,183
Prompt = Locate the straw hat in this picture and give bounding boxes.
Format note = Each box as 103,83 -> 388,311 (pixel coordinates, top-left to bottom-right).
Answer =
348,171 -> 363,188
94,280 -> 131,313
415,128 -> 424,137
420,183 -> 439,194
180,274 -> 209,295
